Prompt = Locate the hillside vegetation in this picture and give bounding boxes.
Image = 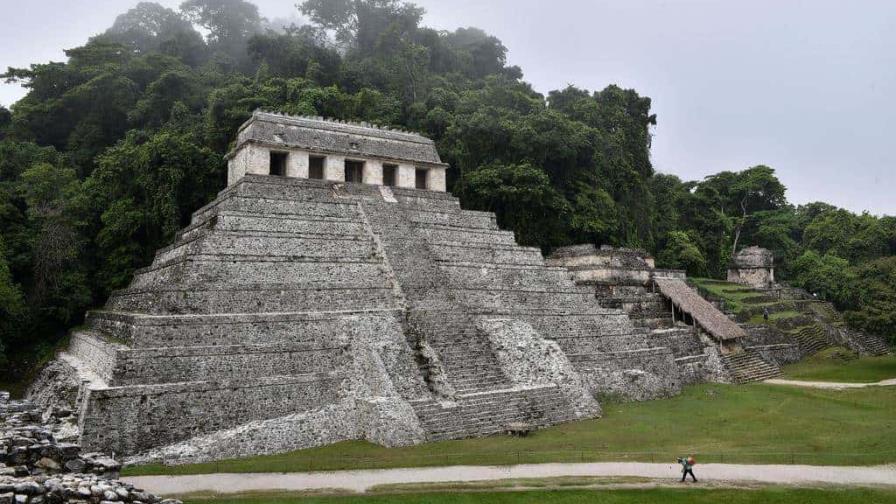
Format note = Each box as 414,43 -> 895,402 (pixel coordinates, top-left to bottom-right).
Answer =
1,0 -> 894,376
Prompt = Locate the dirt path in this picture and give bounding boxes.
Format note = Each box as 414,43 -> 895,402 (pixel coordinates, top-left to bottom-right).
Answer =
765,378 -> 896,390
122,462 -> 896,495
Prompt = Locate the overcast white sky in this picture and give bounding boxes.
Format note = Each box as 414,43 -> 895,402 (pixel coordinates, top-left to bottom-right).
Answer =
1,0 -> 894,215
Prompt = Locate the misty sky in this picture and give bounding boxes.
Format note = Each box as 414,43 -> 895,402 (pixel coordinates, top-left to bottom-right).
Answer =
1,0 -> 894,215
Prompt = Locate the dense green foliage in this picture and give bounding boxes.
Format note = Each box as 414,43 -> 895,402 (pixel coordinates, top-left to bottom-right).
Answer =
0,0 -> 892,372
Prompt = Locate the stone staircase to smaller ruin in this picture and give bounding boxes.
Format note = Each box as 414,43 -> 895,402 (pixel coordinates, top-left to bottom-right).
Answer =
721,350 -> 781,384
554,269 -> 721,388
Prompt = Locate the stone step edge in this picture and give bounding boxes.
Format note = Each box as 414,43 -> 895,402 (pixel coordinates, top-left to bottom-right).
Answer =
181,208 -> 361,242
126,276 -> 394,292
86,371 -> 343,398
108,285 -> 394,298
155,228 -> 374,259
87,307 -> 403,325
81,336 -> 348,359
566,347 -> 674,359
546,331 -> 655,341
415,223 -> 515,237
427,241 -> 543,254
135,255 -> 383,276
674,354 -> 711,364
407,383 -> 563,405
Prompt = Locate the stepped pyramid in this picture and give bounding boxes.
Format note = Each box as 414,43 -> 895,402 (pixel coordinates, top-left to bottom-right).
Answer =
32,112 -> 683,461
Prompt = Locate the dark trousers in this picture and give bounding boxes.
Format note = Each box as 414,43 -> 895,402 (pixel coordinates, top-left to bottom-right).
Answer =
681,468 -> 697,482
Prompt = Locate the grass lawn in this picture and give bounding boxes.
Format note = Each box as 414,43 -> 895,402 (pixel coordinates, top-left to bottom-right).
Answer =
689,278 -> 757,313
747,310 -> 802,324
124,382 -> 896,476
181,487 -> 896,504
781,349 -> 896,383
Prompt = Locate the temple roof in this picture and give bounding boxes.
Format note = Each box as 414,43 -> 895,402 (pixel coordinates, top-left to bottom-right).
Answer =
731,246 -> 774,269
228,111 -> 447,167
654,278 -> 747,341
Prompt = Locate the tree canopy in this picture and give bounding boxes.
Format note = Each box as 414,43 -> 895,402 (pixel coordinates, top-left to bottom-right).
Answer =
0,0 -> 893,374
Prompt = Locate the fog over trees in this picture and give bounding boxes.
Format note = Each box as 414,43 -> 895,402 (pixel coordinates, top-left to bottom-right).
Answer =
1,0 -> 894,374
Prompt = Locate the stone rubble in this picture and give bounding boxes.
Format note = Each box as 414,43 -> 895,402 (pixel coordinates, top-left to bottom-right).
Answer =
0,392 -> 180,504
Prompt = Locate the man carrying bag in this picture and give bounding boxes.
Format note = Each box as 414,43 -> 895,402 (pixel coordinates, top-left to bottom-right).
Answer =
678,455 -> 698,482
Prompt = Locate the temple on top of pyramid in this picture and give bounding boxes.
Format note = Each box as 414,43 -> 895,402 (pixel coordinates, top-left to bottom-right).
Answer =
226,111 -> 448,191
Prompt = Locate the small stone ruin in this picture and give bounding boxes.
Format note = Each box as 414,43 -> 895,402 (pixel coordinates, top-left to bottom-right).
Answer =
728,246 -> 775,289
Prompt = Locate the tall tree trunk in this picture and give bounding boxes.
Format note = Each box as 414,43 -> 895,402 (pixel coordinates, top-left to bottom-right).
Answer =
731,197 -> 748,256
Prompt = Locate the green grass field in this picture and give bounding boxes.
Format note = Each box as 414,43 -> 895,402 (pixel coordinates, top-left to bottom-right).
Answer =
689,278 -> 807,324
182,487 -> 896,504
124,382 -> 896,476
781,349 -> 896,382
747,310 -> 802,324
689,278 -> 757,313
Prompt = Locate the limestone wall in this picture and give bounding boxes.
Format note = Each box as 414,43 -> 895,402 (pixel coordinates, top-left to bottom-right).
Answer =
674,349 -> 728,385
79,374 -> 344,454
728,246 -> 775,289
225,113 -> 450,191
227,143 -> 267,185
727,267 -> 774,289
85,310 -> 401,348
478,318 -> 601,418
572,348 -> 681,401
742,325 -> 804,365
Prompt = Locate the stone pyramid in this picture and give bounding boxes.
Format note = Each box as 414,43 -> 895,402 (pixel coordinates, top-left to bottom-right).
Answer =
32,113 -> 684,462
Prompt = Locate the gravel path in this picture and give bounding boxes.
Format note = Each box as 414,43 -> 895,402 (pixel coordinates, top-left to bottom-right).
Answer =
123,462 -> 896,494
765,378 -> 896,389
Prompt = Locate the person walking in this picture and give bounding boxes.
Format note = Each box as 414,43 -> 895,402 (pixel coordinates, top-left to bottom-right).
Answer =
763,307 -> 770,322
678,455 -> 697,482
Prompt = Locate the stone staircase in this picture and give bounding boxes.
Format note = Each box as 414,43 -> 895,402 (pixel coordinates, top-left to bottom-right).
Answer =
369,186 -> 681,405
791,324 -> 831,356
410,313 -> 513,394
408,385 -> 578,441
358,186 -> 603,437
844,330 -> 891,356
721,350 -> 781,383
